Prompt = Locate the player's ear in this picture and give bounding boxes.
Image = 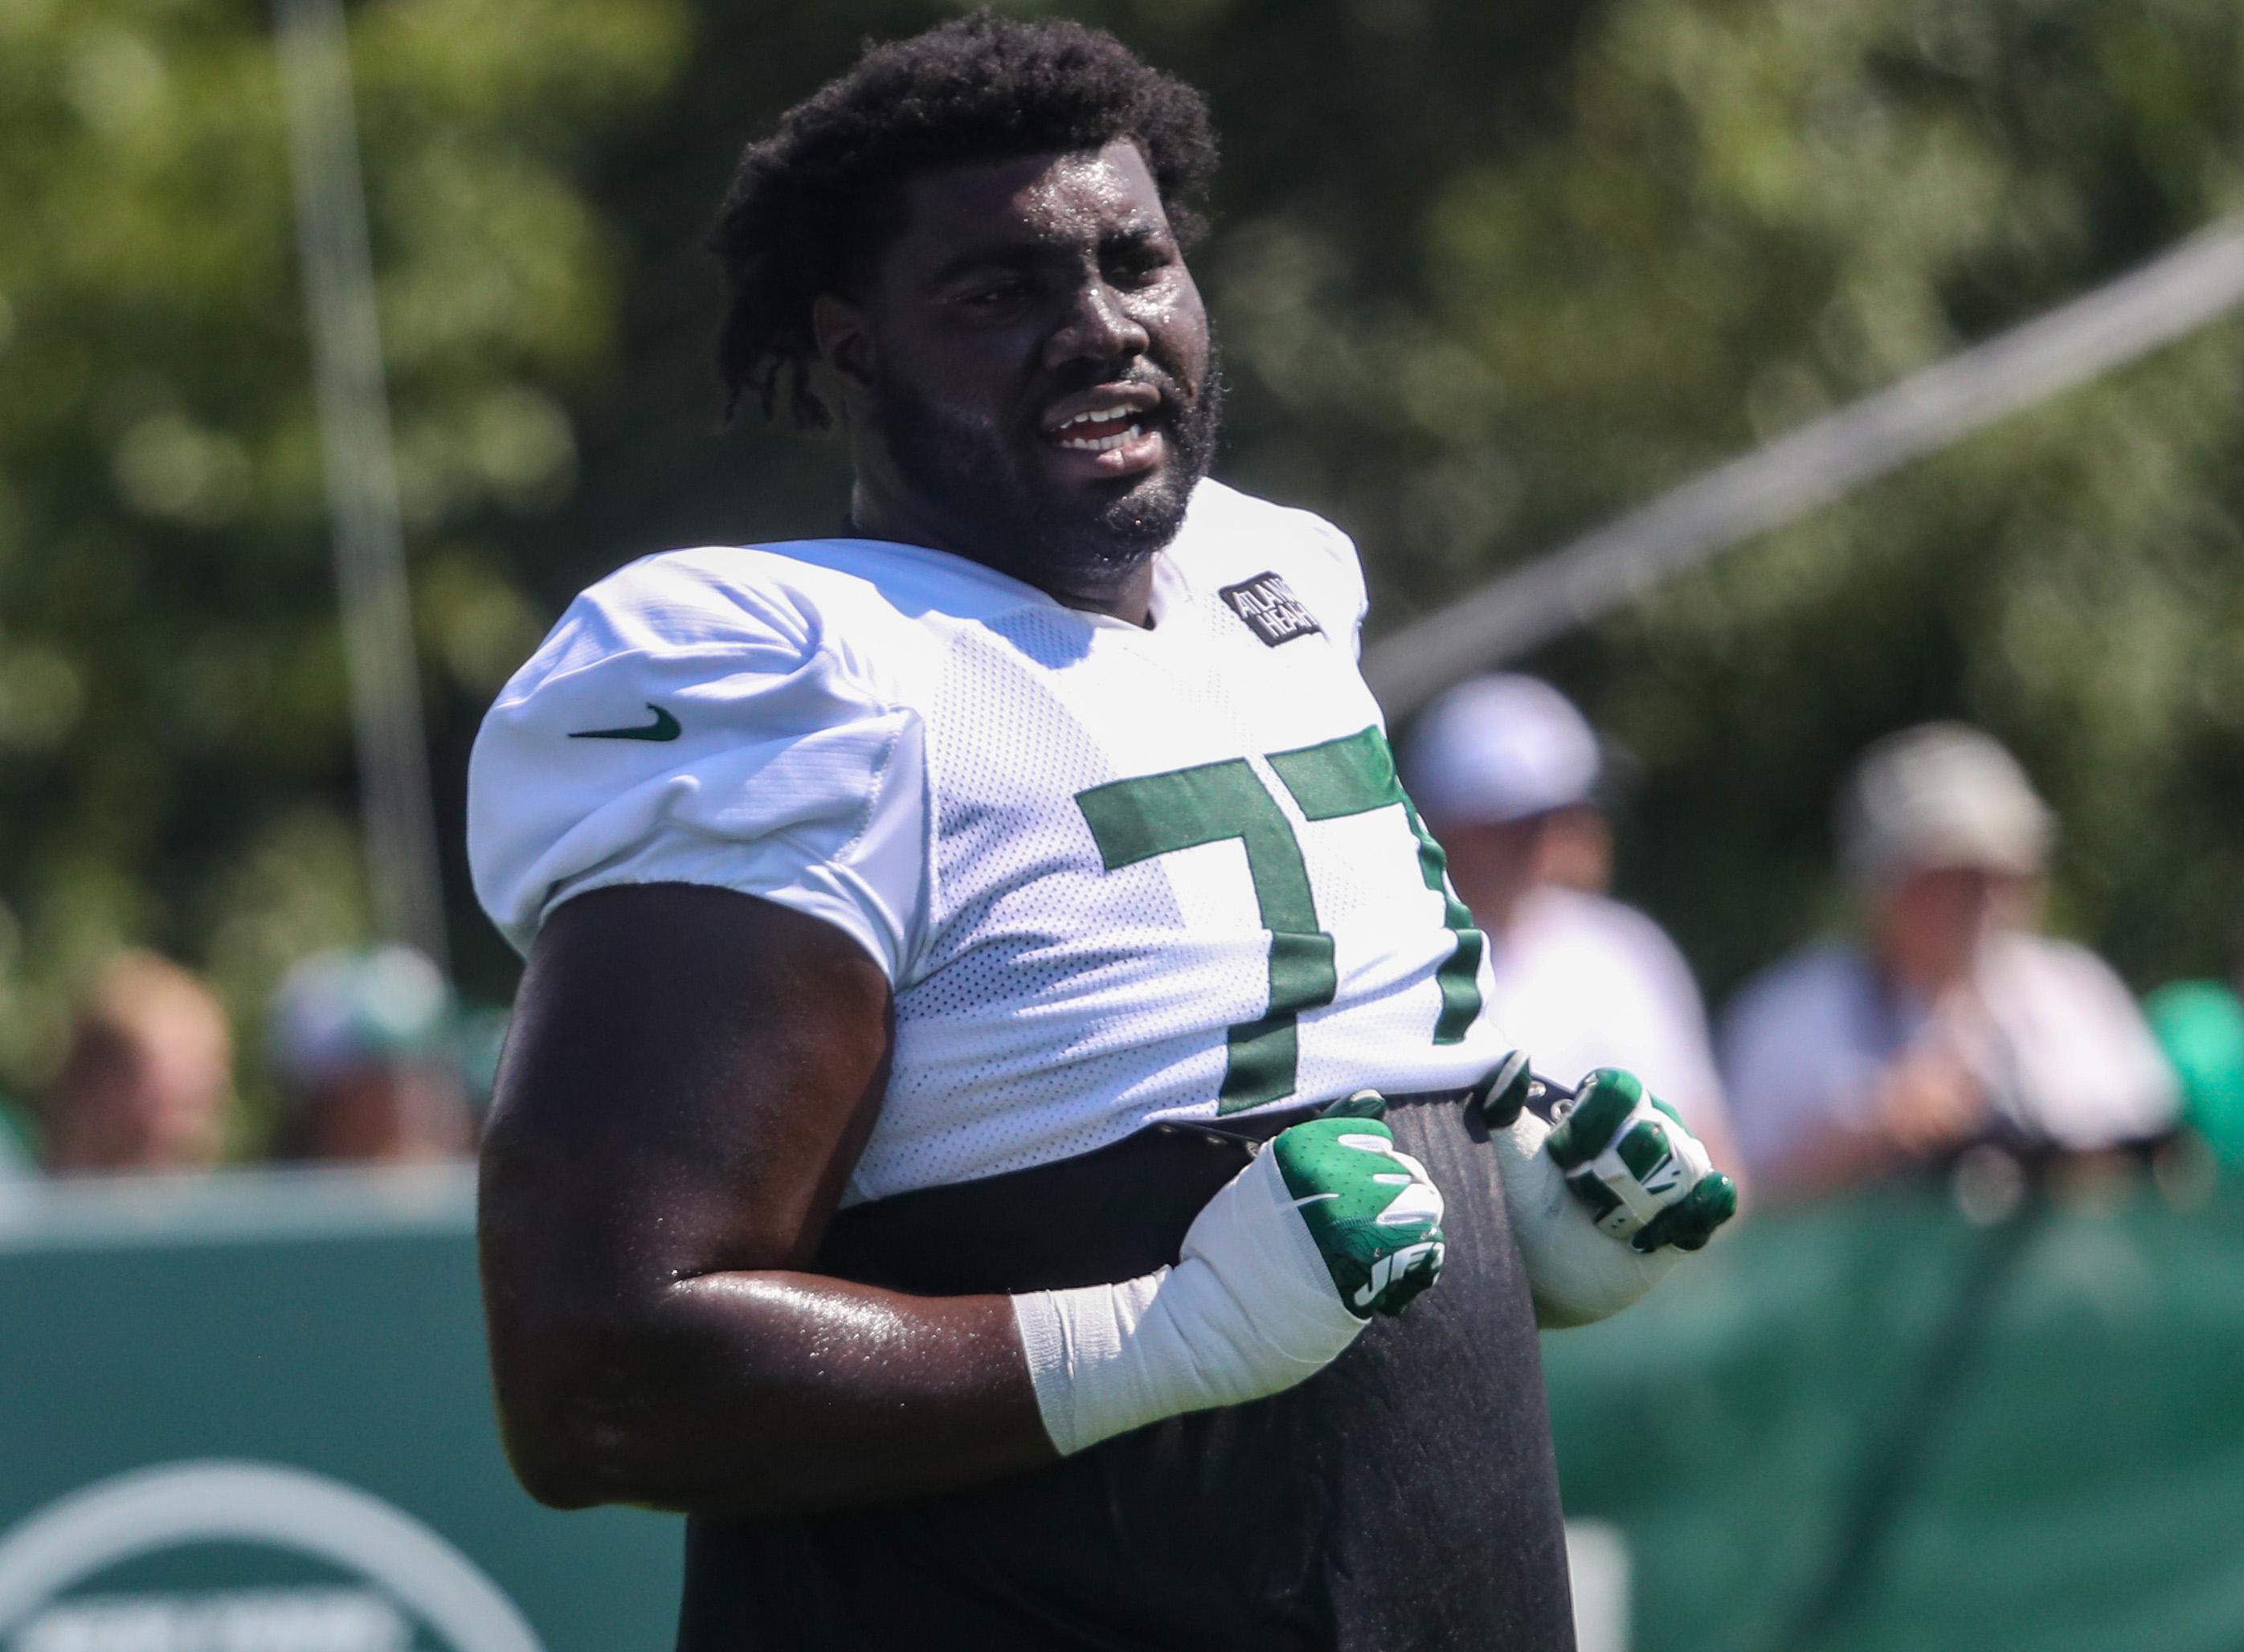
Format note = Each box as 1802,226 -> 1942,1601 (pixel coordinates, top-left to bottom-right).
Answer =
812,293 -> 875,392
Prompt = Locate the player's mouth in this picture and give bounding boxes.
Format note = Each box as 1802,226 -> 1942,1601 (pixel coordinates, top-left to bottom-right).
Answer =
1040,386 -> 1166,480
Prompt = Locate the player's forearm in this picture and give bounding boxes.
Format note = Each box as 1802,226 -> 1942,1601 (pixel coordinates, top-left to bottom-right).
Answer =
491,1116 -> 1453,1515
490,1270 -> 1055,1518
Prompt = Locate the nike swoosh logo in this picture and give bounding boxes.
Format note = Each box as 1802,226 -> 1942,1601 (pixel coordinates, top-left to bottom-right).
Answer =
569,703 -> 681,742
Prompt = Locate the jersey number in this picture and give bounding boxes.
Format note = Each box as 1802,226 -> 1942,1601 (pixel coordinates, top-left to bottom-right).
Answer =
1074,726 -> 1485,1113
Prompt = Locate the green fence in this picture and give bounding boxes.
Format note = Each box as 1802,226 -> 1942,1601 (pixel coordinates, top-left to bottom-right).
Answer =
0,1167 -> 679,1652
1,1164 -> 2238,1650
1545,1173 -> 2244,1652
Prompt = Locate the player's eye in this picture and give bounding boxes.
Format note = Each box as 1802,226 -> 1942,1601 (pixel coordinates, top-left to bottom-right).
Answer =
1106,250 -> 1171,288
952,276 -> 1036,313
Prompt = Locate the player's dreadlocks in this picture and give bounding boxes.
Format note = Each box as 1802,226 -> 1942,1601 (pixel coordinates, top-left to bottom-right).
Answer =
709,12 -> 1219,427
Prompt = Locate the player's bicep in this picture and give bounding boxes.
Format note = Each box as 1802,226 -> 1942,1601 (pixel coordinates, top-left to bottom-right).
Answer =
480,883 -> 893,1310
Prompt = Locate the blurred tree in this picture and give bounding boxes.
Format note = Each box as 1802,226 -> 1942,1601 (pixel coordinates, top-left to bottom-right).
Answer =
537,0 -> 2244,1012
10,0 -> 2244,1142
0,0 -> 685,1132
1370,0 -> 2244,1002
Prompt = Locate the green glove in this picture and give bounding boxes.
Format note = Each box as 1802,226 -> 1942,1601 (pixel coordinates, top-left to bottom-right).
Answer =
1270,1105 -> 1446,1318
1543,1068 -> 1738,1253
1467,1049 -> 1537,1128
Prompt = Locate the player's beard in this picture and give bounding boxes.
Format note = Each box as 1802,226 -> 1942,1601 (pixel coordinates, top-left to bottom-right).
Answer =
871,338 -> 1224,601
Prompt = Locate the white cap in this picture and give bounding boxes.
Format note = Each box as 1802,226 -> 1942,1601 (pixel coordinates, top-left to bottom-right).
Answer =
1401,674 -> 1601,824
1839,722 -> 2054,883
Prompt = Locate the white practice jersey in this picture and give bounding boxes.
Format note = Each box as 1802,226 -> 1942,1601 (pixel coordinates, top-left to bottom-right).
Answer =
470,480 -> 1510,1203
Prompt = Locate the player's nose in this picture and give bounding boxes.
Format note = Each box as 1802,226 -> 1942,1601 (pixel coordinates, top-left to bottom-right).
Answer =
1044,278 -> 1150,370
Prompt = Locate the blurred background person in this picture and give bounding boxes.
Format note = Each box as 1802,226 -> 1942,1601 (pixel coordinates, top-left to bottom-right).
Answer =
41,950 -> 235,1176
1403,673 -> 1740,1173
1722,723 -> 2177,1199
267,945 -> 474,1163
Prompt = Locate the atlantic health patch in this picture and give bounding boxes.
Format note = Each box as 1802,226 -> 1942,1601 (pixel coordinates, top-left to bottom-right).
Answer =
1220,572 -> 1323,648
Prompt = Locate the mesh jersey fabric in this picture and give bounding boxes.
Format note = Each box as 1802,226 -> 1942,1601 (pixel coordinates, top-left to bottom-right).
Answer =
469,480 -> 1514,1203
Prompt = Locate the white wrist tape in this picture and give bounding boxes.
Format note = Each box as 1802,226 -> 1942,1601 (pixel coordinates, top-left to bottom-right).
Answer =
1010,1147 -> 1367,1457
1494,1110 -> 1682,1328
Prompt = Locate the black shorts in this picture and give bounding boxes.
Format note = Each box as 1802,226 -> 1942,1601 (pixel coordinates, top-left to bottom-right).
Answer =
676,1092 -> 1576,1651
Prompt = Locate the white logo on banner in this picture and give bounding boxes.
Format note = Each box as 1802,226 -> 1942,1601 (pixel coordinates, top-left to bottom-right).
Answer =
0,1462 -> 542,1652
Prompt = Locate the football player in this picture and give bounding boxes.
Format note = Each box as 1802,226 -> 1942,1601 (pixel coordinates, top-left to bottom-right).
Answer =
468,16 -> 1732,1650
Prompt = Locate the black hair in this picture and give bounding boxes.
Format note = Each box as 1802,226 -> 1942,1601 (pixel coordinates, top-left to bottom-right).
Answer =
708,11 -> 1219,427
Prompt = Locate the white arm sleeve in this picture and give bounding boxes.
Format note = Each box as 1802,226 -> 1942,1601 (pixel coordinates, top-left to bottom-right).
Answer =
467,552 -> 927,977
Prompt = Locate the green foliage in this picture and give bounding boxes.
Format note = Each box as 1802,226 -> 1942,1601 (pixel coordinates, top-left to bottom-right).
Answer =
0,0 -> 685,1113
599,0 -> 2244,1008
11,0 -> 2244,1130
1401,0 -> 2244,1000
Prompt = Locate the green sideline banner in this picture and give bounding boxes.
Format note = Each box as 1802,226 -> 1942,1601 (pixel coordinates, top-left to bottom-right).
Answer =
0,1167 -> 681,1652
1544,1175 -> 2244,1652
1,1165 -> 2239,1651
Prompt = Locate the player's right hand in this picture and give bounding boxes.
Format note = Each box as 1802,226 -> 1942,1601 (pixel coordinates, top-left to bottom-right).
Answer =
1265,1110 -> 1447,1317
1010,1103 -> 1449,1456
1175,1103 -> 1446,1356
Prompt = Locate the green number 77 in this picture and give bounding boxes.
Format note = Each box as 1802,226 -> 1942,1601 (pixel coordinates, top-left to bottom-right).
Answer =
1075,726 -> 1484,1114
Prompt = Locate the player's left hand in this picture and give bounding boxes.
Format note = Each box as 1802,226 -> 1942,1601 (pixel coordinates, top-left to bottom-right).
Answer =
1478,1056 -> 1735,1327
1543,1068 -> 1738,1253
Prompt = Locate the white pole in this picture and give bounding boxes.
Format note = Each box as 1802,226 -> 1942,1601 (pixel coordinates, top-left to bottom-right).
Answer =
1363,219 -> 2244,720
272,0 -> 448,968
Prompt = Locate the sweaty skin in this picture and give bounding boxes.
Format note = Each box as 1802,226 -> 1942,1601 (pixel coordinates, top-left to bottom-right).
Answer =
481,145 -> 1216,1515
815,141 -> 1213,624
482,886 -> 1056,1514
